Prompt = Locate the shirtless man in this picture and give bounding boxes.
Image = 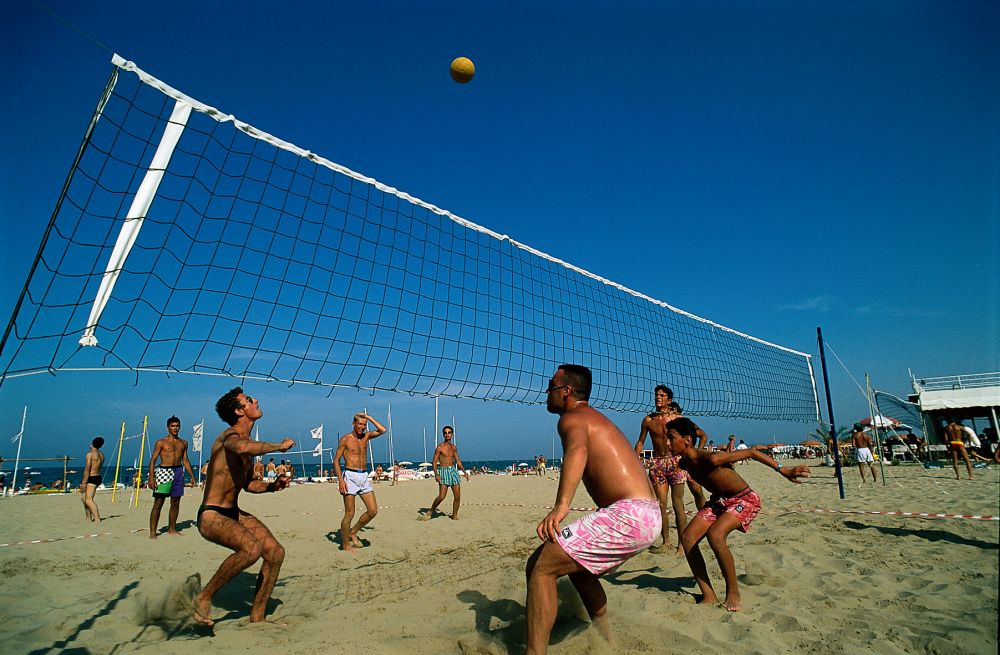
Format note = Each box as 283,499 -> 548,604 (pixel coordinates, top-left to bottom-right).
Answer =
423,425 -> 470,520
945,419 -> 974,480
252,458 -> 264,480
526,365 -> 660,654
666,417 -> 810,611
333,412 -> 386,551
193,388 -> 294,627
147,416 -> 196,538
80,436 -> 105,522
851,423 -> 878,485
634,389 -> 706,554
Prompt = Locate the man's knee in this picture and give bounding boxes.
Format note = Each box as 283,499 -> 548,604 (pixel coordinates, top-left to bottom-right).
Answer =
366,506 -> 378,519
265,542 -> 285,564
243,541 -> 265,562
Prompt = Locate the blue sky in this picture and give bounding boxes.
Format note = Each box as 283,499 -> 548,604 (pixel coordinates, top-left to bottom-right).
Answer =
1,0 -> 997,464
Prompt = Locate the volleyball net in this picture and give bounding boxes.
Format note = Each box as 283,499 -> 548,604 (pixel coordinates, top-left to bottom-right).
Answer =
0,55 -> 818,420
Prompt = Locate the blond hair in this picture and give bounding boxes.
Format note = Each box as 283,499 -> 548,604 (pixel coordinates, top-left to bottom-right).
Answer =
353,412 -> 367,423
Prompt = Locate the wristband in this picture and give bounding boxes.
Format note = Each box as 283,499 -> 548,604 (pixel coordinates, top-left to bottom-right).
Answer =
776,463 -> 783,471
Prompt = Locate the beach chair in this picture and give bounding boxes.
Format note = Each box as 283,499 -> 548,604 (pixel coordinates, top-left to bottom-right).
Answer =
890,445 -> 912,463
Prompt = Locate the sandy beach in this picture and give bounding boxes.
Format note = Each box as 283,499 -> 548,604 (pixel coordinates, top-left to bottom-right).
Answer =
1,461 -> 997,654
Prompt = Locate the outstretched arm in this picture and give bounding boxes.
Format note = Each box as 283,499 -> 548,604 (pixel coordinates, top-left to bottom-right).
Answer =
713,447 -> 810,483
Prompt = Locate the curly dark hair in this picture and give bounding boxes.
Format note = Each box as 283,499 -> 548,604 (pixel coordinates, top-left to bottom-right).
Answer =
215,387 -> 245,426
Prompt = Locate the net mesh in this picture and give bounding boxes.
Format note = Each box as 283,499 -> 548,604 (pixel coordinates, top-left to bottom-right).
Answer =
0,58 -> 818,420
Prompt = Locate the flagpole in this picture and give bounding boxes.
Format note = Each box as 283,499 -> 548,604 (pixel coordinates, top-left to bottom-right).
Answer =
365,407 -> 374,473
435,397 -> 439,448
10,406 -> 26,495
387,403 -> 394,468
134,415 -> 148,508
111,421 -> 125,502
196,419 -> 204,485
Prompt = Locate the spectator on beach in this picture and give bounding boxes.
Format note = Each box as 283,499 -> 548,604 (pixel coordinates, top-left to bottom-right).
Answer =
945,419 -> 974,480
391,461 -> 399,486
527,365 -> 660,653
80,436 -> 105,522
333,412 -> 387,552
253,458 -> 264,480
736,439 -> 749,464
851,424 -> 878,485
422,425 -> 470,520
375,464 -> 384,483
725,435 -> 736,452
147,415 -> 196,539
666,417 -> 809,611
265,458 -> 277,481
193,387 -> 294,627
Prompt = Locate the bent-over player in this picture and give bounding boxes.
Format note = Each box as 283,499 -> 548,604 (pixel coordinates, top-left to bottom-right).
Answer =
666,417 -> 810,611
526,365 -> 660,654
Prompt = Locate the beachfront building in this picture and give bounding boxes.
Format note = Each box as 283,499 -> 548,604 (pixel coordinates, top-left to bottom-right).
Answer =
909,372 -> 1000,452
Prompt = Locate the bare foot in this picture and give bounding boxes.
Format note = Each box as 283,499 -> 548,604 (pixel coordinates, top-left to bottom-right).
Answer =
722,593 -> 742,612
451,515 -> 459,520
168,531 -> 183,536
675,546 -> 685,557
696,592 -> 719,606
648,543 -> 671,554
149,533 -> 158,540
349,532 -> 363,548
192,598 -> 215,627
248,618 -> 288,627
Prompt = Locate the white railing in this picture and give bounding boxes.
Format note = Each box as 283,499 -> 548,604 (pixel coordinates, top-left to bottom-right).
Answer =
913,373 -> 1000,392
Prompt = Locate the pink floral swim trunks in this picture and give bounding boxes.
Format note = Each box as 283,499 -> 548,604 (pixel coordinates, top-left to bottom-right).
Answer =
555,498 -> 661,575
694,487 -> 761,533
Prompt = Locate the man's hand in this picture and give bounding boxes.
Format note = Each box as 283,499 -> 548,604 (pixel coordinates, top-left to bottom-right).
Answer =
338,478 -> 347,496
782,465 -> 811,483
278,438 -> 294,451
536,506 -> 569,542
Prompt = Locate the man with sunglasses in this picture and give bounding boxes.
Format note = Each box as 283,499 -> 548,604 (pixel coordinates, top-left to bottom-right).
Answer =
192,388 -> 294,627
421,425 -> 470,520
526,365 -> 660,654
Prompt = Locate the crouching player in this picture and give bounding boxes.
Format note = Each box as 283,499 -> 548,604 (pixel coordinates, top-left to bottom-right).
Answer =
665,417 -> 810,611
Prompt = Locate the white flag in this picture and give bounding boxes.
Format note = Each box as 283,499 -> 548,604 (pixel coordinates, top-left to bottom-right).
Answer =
311,425 -> 323,440
312,441 -> 323,457
192,421 -> 204,453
